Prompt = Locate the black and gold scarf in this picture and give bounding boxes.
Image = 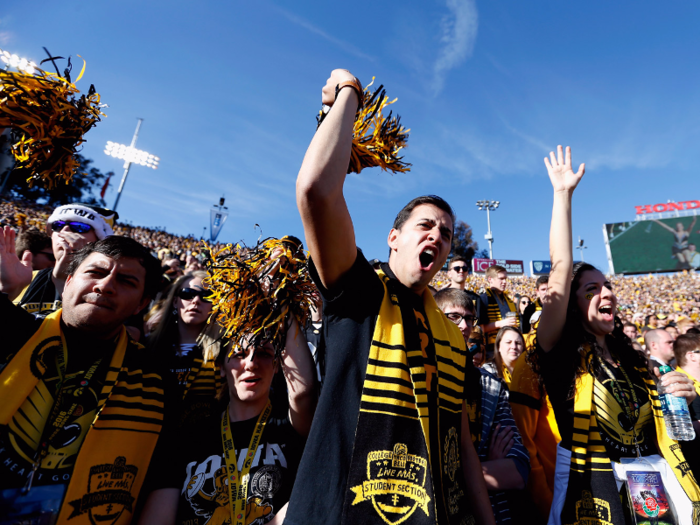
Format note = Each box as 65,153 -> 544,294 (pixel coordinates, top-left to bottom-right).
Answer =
483,288 -> 518,347
0,310 -> 165,525
341,269 -> 472,525
561,349 -> 700,524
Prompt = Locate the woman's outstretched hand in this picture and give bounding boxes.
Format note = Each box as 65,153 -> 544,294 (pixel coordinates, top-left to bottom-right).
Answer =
544,145 -> 585,194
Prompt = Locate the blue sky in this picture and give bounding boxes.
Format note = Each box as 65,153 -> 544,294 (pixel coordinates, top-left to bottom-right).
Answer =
3,1 -> 700,272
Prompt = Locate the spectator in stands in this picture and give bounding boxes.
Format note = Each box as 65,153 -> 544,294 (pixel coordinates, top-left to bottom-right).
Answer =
435,288 -> 530,525
15,229 -> 55,271
147,270 -> 223,428
622,322 -> 640,341
0,235 -> 166,524
674,333 -> 700,417
537,146 -> 698,524
0,203 -> 118,317
291,68 -> 494,525
509,341 -> 562,522
643,313 -> 660,332
665,324 -> 679,341
518,296 -> 531,315
139,315 -> 317,525
678,318 -> 697,335
162,256 -> 182,280
522,275 -> 548,335
484,326 -> 525,386
478,265 -> 520,353
470,325 -> 486,367
645,328 -> 677,369
445,256 -> 469,290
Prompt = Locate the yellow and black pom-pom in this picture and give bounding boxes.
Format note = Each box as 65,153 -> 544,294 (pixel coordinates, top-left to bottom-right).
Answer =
317,77 -> 411,175
0,51 -> 105,189
204,236 -> 316,356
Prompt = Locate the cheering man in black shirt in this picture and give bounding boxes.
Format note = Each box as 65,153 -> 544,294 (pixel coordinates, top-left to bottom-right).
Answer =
290,68 -> 494,525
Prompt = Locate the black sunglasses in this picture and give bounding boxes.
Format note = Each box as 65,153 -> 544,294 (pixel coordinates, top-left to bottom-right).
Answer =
51,220 -> 93,234
178,287 -> 212,302
450,265 -> 468,273
445,312 -> 477,325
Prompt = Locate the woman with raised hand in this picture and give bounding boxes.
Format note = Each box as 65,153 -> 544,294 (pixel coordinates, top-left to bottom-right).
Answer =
536,146 -> 699,525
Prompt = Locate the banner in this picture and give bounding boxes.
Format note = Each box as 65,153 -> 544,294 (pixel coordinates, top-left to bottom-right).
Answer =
209,206 -> 228,242
530,260 -> 552,276
472,258 -> 524,275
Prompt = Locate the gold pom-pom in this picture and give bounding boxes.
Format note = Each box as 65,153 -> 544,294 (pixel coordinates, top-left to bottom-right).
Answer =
0,50 -> 105,189
204,236 -> 316,356
317,77 -> 411,175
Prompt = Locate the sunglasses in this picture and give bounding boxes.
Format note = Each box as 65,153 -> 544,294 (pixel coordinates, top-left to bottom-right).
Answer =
450,266 -> 468,273
178,287 -> 212,302
51,220 -> 93,234
520,300 -> 531,305
445,312 -> 477,325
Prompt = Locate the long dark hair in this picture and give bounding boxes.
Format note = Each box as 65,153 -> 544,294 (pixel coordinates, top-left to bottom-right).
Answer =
530,262 -> 648,397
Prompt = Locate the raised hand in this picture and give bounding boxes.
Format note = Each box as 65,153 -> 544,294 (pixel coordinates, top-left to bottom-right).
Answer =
321,69 -> 359,107
544,145 -> 585,194
0,226 -> 34,299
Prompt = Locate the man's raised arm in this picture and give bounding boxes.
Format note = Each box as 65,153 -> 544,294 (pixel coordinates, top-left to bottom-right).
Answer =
296,69 -> 362,290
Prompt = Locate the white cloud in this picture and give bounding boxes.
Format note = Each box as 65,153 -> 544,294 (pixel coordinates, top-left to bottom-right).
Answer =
271,4 -> 376,62
432,0 -> 478,94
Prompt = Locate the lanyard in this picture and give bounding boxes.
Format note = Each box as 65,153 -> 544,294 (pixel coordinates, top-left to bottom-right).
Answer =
23,345 -> 105,493
596,356 -> 642,457
221,401 -> 272,525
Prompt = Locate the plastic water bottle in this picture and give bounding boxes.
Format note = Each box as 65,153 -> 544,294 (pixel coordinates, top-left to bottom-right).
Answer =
657,365 -> 696,441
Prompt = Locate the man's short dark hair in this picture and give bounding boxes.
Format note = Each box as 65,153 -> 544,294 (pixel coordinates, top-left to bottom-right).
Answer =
449,256 -> 467,269
535,275 -> 549,288
15,229 -> 51,258
674,333 -> 700,368
434,289 -> 475,314
67,236 -> 163,299
392,195 -> 455,233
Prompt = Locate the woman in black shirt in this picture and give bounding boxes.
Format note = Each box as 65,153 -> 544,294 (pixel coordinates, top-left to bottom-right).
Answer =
536,146 -> 698,525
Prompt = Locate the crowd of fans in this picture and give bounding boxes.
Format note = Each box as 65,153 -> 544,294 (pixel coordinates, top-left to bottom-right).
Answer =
4,197 -> 698,326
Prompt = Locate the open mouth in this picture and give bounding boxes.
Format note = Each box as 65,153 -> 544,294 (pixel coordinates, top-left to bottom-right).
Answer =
243,378 -> 260,384
598,305 -> 614,321
419,248 -> 436,270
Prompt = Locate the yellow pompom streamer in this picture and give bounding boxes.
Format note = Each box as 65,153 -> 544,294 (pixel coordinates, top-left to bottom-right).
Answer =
0,53 -> 105,189
204,236 -> 316,356
317,77 -> 411,175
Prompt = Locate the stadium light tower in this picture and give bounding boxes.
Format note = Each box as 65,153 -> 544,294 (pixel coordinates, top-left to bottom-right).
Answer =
104,118 -> 159,211
577,236 -> 587,263
476,200 -> 499,259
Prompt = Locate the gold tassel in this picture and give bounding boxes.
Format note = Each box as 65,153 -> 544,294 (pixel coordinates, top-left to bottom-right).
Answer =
0,54 -> 105,189
204,236 -> 315,356
317,77 -> 411,175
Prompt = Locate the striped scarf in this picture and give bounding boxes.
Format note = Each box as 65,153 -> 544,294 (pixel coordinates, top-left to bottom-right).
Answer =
342,269 -> 472,525
561,349 -> 700,524
483,288 -> 518,346
0,310 -> 164,525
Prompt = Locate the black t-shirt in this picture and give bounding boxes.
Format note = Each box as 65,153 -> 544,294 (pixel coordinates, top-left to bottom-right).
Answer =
285,250 -> 385,525
152,408 -> 304,525
539,339 -> 656,461
17,267 -> 60,316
